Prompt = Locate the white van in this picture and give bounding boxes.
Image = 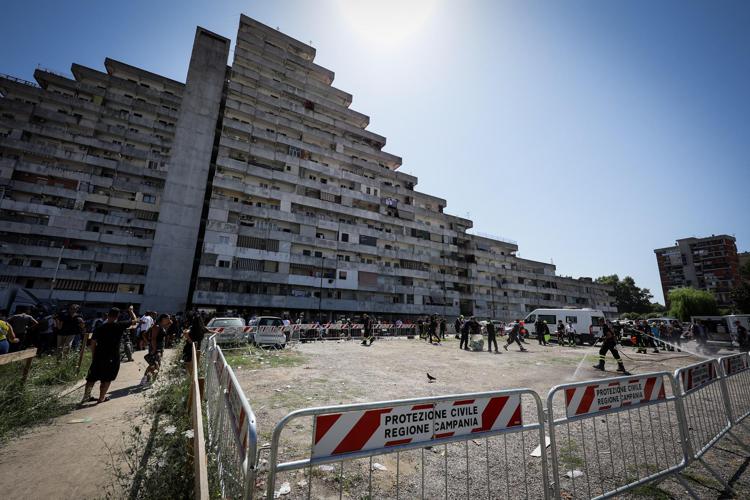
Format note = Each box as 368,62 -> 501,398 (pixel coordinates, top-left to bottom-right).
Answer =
523,308 -> 607,345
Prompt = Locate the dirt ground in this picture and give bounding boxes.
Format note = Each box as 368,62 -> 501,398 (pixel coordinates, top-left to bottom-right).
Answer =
233,336 -> 750,499
0,351 -> 154,500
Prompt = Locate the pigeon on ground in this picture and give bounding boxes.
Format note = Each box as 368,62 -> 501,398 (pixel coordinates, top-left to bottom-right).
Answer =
427,373 -> 436,383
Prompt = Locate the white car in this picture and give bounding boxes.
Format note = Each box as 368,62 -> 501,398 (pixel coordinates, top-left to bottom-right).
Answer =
206,317 -> 249,344
247,316 -> 287,348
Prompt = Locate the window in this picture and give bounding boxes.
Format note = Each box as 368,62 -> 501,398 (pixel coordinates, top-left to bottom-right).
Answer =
218,260 -> 230,268
142,194 -> 155,204
302,249 -> 311,256
539,314 -> 556,324
565,316 -> 578,324
338,271 -> 347,280
591,317 -> 605,327
340,233 -> 349,242
359,235 -> 377,247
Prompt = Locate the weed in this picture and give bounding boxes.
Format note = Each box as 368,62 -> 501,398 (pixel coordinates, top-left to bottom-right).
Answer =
105,346 -> 197,499
0,352 -> 91,442
631,483 -> 672,499
559,440 -> 584,469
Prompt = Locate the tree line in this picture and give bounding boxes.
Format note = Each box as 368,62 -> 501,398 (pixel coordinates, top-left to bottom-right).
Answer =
596,263 -> 750,322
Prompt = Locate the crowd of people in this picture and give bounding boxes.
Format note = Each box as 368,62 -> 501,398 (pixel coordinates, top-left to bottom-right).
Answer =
0,304 -> 210,405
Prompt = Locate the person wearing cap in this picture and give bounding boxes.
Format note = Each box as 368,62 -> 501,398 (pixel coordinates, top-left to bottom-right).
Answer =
82,306 -> 137,404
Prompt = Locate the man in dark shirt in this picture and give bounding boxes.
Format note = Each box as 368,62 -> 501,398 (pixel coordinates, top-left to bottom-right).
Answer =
141,314 -> 172,385
55,304 -> 85,358
486,321 -> 499,353
82,306 -> 137,404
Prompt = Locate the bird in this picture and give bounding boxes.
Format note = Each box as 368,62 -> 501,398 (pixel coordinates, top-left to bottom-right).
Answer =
427,373 -> 436,383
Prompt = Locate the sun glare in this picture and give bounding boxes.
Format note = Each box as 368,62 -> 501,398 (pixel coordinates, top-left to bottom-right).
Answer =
336,0 -> 439,48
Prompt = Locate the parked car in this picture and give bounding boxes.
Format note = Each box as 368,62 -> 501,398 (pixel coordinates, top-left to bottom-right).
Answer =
206,317 -> 249,344
247,316 -> 286,348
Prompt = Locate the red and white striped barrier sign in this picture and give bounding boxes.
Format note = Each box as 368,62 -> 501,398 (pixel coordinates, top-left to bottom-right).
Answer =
225,375 -> 252,460
564,375 -> 666,418
311,395 -> 522,459
680,361 -> 718,394
722,354 -> 749,376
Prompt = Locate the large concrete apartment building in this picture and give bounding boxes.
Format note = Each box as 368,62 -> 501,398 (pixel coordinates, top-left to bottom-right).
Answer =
654,234 -> 741,308
0,15 -> 615,320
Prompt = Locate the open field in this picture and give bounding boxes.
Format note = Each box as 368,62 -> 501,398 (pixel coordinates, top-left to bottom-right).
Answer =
232,337 -> 750,499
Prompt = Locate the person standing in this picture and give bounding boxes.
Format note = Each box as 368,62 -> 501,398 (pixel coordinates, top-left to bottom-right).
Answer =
593,321 -> 630,374
454,315 -> 464,339
428,315 -> 440,344
183,315 -> 209,368
736,320 -> 748,350
55,304 -> 85,358
136,311 -> 154,350
439,318 -> 447,340
565,321 -> 577,347
556,320 -> 566,345
459,318 -> 471,351
82,306 -> 137,404
670,321 -> 683,352
634,322 -> 648,354
535,318 -> 546,346
361,313 -> 374,346
504,320 -> 527,352
486,320 -> 499,353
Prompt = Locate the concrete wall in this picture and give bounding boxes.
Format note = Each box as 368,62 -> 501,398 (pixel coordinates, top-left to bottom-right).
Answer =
142,28 -> 230,312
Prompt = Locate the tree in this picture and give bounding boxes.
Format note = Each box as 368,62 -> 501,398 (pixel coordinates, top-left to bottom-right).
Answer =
595,275 -> 654,314
731,283 -> 750,313
730,260 -> 750,313
668,287 -> 719,321
650,303 -> 666,314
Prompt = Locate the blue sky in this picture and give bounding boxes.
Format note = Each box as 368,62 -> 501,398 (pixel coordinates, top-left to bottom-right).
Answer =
2,0 -> 749,303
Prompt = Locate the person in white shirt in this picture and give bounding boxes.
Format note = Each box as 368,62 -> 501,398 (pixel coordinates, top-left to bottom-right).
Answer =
565,321 -> 577,347
137,312 -> 154,350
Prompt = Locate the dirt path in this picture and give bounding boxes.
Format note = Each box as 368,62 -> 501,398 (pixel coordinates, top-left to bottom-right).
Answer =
0,350 -> 154,499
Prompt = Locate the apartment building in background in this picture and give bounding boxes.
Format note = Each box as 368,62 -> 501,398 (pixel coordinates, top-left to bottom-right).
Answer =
654,234 -> 741,308
0,15 -> 615,320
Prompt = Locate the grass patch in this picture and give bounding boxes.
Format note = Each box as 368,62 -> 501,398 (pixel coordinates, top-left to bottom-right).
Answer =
559,440 -> 584,470
106,345 -> 200,499
0,351 -> 91,443
681,470 -> 722,490
224,346 -> 306,370
631,483 -> 672,499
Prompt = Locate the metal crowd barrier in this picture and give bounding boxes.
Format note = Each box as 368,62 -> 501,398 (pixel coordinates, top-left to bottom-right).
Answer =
265,388 -> 549,499
204,335 -> 259,499
547,372 -> 693,499
197,331 -> 750,499
189,342 -> 210,500
674,354 -> 750,490
718,352 -> 750,424
673,358 -> 732,489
